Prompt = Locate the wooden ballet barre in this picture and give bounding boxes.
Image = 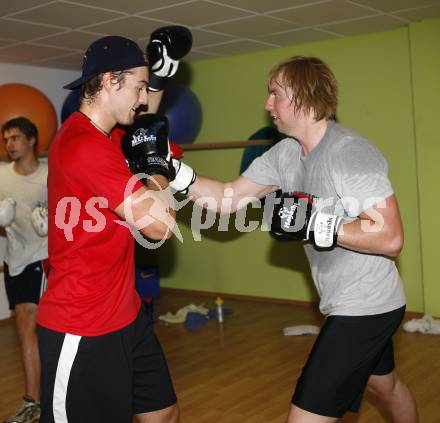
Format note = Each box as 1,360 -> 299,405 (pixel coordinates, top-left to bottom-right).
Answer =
180,139 -> 273,151
0,139 -> 274,161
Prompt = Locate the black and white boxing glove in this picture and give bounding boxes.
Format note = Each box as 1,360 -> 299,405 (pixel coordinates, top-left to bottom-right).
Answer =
169,159 -> 196,194
121,114 -> 175,181
270,191 -> 342,249
147,26 -> 192,92
0,198 -> 16,227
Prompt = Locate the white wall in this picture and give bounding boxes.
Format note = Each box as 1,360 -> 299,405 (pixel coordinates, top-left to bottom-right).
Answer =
1,62 -> 78,319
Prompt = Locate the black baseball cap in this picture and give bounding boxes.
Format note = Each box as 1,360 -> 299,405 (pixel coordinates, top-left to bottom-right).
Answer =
64,35 -> 148,90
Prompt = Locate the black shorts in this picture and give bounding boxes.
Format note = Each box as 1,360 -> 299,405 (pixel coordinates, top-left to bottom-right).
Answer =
4,260 -> 47,310
292,306 -> 405,418
38,305 -> 177,423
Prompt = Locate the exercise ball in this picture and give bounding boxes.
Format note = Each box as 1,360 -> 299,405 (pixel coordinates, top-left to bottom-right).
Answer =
61,89 -> 81,123
0,83 -> 57,160
158,84 -> 202,145
240,126 -> 284,174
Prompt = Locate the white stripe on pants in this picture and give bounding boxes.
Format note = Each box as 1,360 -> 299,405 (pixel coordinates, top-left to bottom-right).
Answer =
53,334 -> 82,422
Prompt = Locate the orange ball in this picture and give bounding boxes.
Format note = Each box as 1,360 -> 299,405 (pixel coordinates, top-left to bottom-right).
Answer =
0,83 -> 57,160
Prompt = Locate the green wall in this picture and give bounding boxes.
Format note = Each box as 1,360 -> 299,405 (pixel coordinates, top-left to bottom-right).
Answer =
409,19 -> 440,316
139,20 -> 440,314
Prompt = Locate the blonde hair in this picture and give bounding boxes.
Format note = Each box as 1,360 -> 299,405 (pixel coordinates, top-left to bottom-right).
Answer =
269,56 -> 338,121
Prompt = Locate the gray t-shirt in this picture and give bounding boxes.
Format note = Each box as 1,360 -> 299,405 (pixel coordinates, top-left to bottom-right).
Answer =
243,121 -> 405,316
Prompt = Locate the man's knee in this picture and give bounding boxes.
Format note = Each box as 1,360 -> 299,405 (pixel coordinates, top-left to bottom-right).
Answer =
136,403 -> 179,423
14,303 -> 38,337
163,403 -> 179,422
15,303 -> 38,318
367,372 -> 398,397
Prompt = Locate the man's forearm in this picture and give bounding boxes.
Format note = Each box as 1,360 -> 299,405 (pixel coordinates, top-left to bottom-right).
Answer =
146,174 -> 176,220
189,176 -> 229,206
147,174 -> 170,191
146,90 -> 164,114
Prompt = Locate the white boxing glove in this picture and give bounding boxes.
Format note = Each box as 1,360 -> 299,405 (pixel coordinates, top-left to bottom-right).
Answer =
0,198 -> 16,227
170,159 -> 196,194
31,205 -> 48,237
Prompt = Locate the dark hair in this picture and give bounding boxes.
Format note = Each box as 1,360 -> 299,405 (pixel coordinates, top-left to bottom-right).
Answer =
269,56 -> 338,121
1,116 -> 39,149
80,70 -> 131,102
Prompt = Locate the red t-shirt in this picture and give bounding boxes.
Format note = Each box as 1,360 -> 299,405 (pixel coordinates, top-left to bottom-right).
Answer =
37,112 -> 143,336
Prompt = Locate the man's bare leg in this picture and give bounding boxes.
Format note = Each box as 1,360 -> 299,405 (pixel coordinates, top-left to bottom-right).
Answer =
15,302 -> 40,401
367,371 -> 418,423
287,404 -> 337,423
136,403 -> 179,423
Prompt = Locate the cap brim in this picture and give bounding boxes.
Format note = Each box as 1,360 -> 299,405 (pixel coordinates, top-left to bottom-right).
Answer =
63,56 -> 148,90
63,75 -> 90,90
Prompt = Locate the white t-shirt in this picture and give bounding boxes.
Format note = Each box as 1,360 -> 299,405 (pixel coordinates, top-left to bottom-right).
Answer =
243,121 -> 406,316
0,161 -> 48,276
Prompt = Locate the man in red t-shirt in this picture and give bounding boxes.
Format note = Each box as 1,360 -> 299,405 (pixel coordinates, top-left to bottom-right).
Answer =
37,31 -> 191,423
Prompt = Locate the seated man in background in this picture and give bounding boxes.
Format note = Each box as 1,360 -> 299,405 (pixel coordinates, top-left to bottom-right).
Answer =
1,116 -> 48,423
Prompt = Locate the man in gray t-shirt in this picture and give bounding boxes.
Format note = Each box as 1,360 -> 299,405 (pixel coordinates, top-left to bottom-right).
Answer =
169,56 -> 417,422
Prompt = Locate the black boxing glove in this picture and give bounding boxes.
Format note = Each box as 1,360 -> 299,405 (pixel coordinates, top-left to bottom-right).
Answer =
147,26 -> 192,92
270,191 -> 342,249
121,114 -> 175,181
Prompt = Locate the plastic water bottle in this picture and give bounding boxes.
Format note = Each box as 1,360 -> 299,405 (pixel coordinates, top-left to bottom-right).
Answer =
215,296 -> 224,323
